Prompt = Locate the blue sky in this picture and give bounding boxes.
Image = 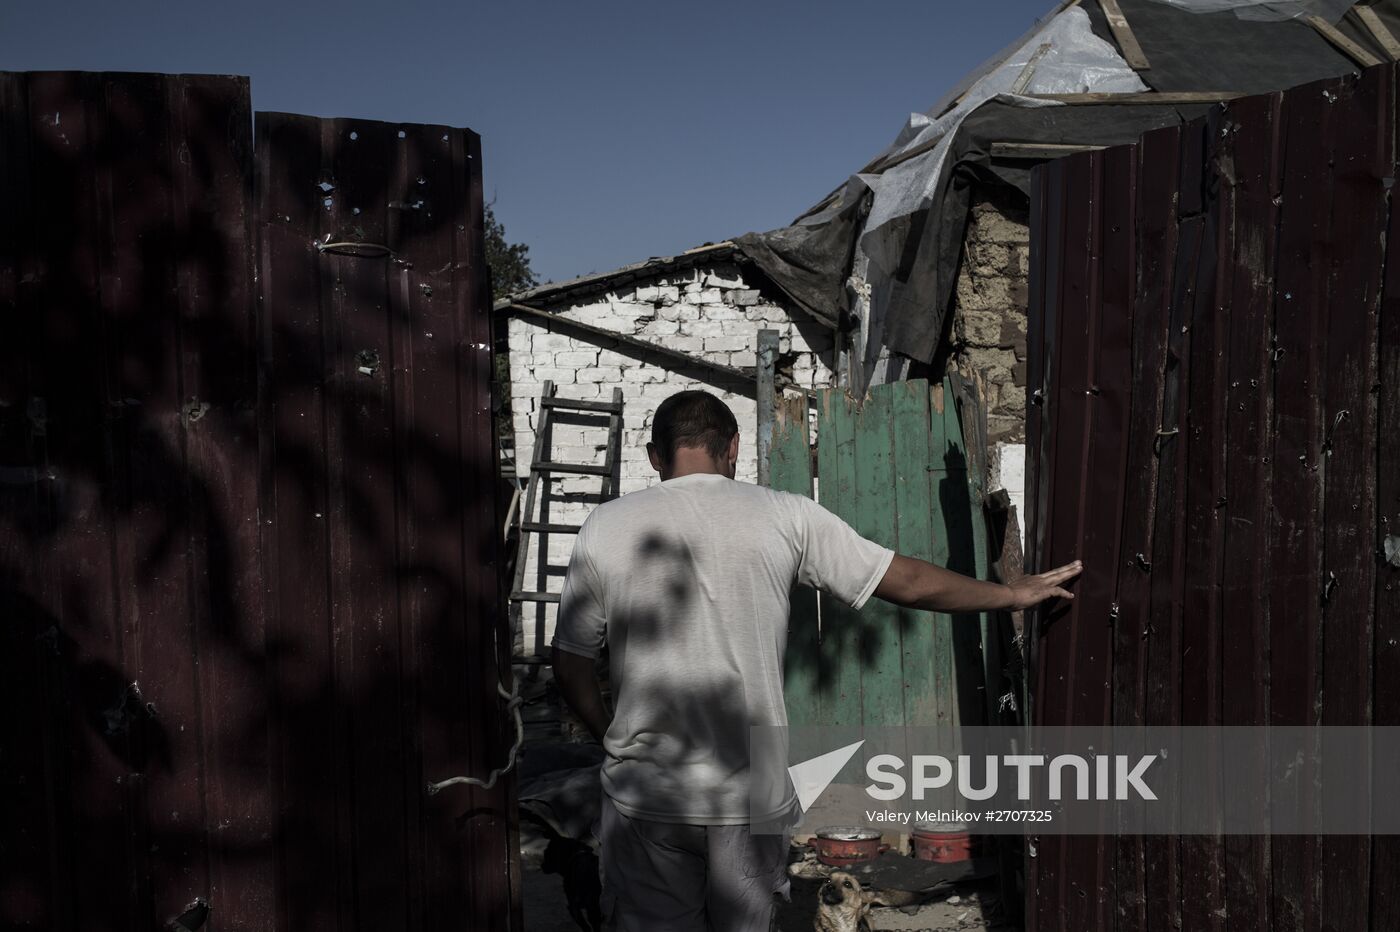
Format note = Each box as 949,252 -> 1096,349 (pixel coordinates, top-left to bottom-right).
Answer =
2,0 -> 1054,283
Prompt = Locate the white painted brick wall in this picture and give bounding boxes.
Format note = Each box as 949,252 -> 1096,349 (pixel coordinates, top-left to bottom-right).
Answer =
506,260 -> 837,651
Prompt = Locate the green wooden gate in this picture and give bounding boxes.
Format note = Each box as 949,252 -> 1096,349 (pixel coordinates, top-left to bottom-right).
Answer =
771,378 -> 999,731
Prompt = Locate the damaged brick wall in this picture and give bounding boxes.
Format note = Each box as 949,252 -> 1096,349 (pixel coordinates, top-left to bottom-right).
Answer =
948,185 -> 1031,524
950,186 -> 1031,446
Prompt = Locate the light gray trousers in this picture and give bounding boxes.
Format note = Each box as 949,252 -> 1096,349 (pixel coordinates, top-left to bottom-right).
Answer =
598,794 -> 790,931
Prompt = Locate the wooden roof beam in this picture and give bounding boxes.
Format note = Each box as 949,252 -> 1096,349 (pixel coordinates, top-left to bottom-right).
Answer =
1098,0 -> 1152,71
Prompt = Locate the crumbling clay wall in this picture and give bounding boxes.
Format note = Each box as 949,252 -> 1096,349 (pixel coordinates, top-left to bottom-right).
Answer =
949,186 -> 1031,526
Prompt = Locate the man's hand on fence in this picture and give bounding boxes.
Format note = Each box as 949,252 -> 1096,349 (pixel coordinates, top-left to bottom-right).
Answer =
1004,561 -> 1083,611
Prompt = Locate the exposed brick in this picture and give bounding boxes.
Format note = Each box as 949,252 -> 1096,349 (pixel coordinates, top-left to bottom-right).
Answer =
530,367 -> 577,384
554,350 -> 599,367
704,335 -> 749,353
531,331 -> 576,352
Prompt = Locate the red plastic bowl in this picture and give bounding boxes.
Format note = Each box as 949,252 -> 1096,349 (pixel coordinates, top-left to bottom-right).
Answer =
813,827 -> 887,867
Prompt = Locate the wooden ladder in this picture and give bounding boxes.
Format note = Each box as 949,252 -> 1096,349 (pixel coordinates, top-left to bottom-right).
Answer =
509,380 -> 624,663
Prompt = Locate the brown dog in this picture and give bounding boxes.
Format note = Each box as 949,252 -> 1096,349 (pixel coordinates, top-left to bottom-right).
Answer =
813,871 -> 919,932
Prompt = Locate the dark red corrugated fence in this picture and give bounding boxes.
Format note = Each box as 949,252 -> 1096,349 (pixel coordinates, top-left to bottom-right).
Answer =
1026,63 -> 1400,931
0,72 -> 517,930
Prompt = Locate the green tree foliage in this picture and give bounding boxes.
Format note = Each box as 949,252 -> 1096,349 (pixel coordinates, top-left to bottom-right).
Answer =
485,203 -> 538,300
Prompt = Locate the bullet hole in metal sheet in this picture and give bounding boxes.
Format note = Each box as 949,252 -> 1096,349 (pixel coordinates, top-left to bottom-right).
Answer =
398,130 -> 406,138
420,283 -> 433,297
318,181 -> 334,193
323,197 -> 333,210
184,398 -> 210,422
356,349 -> 381,376
350,130 -> 358,140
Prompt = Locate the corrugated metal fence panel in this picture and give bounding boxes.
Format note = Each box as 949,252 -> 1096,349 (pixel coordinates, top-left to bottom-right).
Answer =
780,379 -> 995,741
0,71 -> 271,930
255,112 -> 514,931
0,72 -> 514,931
1027,64 -> 1398,931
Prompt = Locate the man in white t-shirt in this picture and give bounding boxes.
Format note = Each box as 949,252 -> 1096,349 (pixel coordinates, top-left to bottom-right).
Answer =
552,390 -> 1080,931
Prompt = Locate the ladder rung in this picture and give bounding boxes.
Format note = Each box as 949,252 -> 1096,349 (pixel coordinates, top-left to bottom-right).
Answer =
510,590 -> 561,603
540,397 -> 624,414
521,522 -> 583,534
533,461 -> 611,476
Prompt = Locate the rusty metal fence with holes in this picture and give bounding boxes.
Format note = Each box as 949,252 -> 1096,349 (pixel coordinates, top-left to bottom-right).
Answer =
1025,64 -> 1400,932
0,72 -> 516,931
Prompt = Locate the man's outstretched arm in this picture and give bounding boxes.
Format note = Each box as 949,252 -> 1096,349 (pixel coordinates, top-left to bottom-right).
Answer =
551,645 -> 611,743
873,555 -> 1082,614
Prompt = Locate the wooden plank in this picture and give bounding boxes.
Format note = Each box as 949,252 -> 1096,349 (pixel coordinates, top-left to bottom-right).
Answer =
538,396 -> 623,413
773,395 -> 821,729
1027,91 -> 1241,105
531,461 -> 612,476
991,142 -> 1106,160
1306,14 -> 1383,68
1010,43 -> 1053,94
816,390 -> 863,730
1098,0 -> 1151,70
1316,64 -> 1388,932
511,381 -> 554,654
508,301 -> 810,396
853,385 -> 903,747
1353,5 -> 1400,61
756,329 -> 778,487
891,382 -> 940,732
935,381 -> 988,731
1217,89 -> 1283,932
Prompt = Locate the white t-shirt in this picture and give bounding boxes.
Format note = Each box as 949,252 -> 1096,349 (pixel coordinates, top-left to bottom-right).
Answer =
552,472 -> 895,825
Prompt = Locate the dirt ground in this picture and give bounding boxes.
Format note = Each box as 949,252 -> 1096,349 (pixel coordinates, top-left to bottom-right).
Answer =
521,843 -> 1016,931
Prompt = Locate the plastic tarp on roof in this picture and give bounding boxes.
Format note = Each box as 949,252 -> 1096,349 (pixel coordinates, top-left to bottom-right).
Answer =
735,0 -> 1400,373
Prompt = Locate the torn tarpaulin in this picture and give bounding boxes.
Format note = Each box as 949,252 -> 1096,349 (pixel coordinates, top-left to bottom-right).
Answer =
731,0 -> 1399,371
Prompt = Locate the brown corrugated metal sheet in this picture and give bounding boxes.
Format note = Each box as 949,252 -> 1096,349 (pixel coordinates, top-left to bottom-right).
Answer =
0,72 -> 515,930
1027,63 -> 1398,931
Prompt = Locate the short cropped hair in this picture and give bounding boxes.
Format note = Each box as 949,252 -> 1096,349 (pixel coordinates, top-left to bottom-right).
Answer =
650,391 -> 738,464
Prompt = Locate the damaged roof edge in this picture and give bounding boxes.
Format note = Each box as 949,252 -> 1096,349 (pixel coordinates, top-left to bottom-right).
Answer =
495,238 -> 841,330
494,241 -> 739,312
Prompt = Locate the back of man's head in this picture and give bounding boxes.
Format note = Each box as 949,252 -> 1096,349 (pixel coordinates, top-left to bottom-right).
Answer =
650,390 -> 738,465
